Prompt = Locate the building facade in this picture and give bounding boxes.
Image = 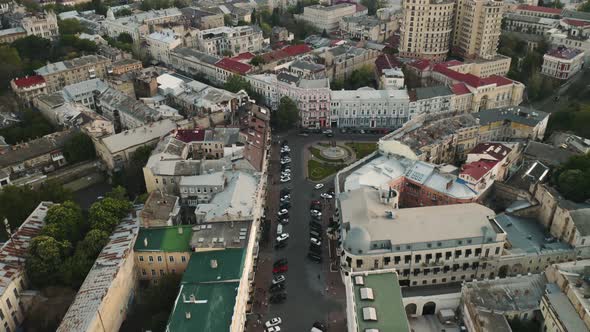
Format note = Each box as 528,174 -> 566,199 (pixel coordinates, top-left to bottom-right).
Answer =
541,46 -> 585,80
452,0 -> 503,60
21,11 -> 58,39
33,55 -> 111,93
145,30 -> 182,64
195,25 -> 263,56
295,4 -> 357,32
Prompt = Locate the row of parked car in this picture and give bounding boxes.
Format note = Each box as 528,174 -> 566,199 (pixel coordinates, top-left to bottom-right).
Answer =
279,141 -> 291,183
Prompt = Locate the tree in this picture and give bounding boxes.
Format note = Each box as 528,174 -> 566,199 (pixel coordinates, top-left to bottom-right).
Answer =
273,96 -> 300,131
222,49 -> 234,56
59,252 -> 94,288
77,229 -> 110,258
89,197 -> 132,233
115,7 -> 133,17
0,109 -> 55,144
224,14 -> 233,26
250,55 -> 265,66
0,46 -> 22,89
25,236 -> 72,288
58,18 -> 85,35
224,74 -> 252,93
580,0 -> 590,12
117,32 -> 134,44
42,201 -> 85,243
361,0 -> 385,15
557,169 -> 590,202
63,132 -> 96,163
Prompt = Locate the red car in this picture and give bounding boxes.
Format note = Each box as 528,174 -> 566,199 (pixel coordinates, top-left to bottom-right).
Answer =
273,265 -> 288,273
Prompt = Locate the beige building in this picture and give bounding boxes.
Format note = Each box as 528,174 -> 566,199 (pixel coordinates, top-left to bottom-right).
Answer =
399,0 -> 455,62
94,119 -> 177,171
320,45 -> 380,81
195,25 -> 263,57
0,202 -> 52,332
57,217 -> 139,332
541,46 -> 585,80
34,55 -> 111,93
21,11 -> 58,40
339,15 -> 396,42
0,27 -> 26,44
452,0 -> 504,60
10,75 -> 47,107
110,58 -> 142,75
139,191 -> 181,228
295,4 -> 357,32
145,29 -> 183,63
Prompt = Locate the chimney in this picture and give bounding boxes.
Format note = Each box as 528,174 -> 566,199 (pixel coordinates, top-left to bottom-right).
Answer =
210,259 -> 218,269
144,237 -> 148,247
178,226 -> 183,234
185,312 -> 191,319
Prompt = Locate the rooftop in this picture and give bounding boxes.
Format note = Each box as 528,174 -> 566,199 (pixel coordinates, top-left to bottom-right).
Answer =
189,221 -> 251,250
523,141 -> 575,167
182,248 -> 245,283
562,9 -> 590,22
495,213 -> 572,255
57,217 -> 139,332
469,142 -> 513,160
134,225 -> 193,252
569,209 -> 590,236
11,75 -> 45,88
172,47 -> 221,65
306,3 -> 355,11
433,64 -> 515,88
463,274 -> 547,313
35,55 -> 109,76
97,87 -> 161,123
546,46 -> 583,60
0,129 -> 77,168
100,119 -> 177,153
350,271 -> 410,332
517,4 -> 562,15
139,191 -> 180,227
215,58 -> 252,75
474,106 -> 549,127
0,202 -> 52,295
544,283 -> 588,332
340,188 -> 500,255
460,159 -> 498,181
413,85 -> 453,100
261,44 -> 312,63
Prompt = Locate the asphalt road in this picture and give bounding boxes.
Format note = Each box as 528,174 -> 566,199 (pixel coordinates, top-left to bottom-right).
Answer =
262,132 -> 381,331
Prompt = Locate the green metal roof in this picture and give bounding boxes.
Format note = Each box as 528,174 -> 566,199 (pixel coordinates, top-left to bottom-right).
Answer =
134,226 -> 193,252
354,272 -> 410,332
166,282 -> 239,332
181,248 -> 246,283
166,249 -> 247,332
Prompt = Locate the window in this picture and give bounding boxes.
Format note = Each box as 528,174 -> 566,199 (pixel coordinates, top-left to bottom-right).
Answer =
142,269 -> 147,276
6,298 -> 11,310
149,256 -> 154,262
12,288 -> 18,298
0,308 -> 4,320
169,256 -> 174,262
151,269 -> 156,276
160,269 -> 164,275
139,256 -> 144,262
157,256 -> 162,262
181,256 -> 187,262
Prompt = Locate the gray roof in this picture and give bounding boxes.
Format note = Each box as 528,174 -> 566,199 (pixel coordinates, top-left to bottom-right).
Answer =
474,106 -> 548,127
562,9 -> 590,22
0,27 -> 25,36
495,213 -> 572,254
63,78 -> 108,100
414,85 -> 453,100
523,141 -> 575,167
544,283 -> 588,332
290,60 -> 324,72
172,47 -> 221,65
569,209 -> 590,236
341,15 -> 381,27
100,119 -> 177,153
36,93 -> 66,108
0,130 -> 77,168
35,55 -> 109,76
98,87 -> 160,123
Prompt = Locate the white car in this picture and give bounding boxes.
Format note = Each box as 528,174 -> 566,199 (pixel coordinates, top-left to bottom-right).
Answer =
272,274 -> 286,284
277,233 -> 290,242
310,238 -> 321,246
280,176 -> 291,183
280,159 -> 291,165
320,193 -> 333,199
280,195 -> 290,202
281,171 -> 291,177
281,146 -> 291,152
282,168 -> 291,173
266,327 -> 281,332
314,183 -> 324,190
278,209 -> 289,216
265,317 -> 282,328
311,210 -> 322,217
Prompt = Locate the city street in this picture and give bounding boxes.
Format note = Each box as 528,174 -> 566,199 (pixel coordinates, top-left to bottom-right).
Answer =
247,132 -> 380,332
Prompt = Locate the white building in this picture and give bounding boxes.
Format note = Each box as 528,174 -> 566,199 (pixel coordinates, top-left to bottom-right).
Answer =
195,25 -> 263,56
330,88 -> 410,129
379,67 -> 405,90
103,7 -> 183,43
541,46 -> 585,80
21,11 -> 59,39
145,29 -> 183,64
408,86 -> 454,120
295,3 -> 358,33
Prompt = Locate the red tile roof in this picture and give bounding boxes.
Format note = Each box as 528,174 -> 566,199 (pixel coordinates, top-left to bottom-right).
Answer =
546,46 -> 582,60
451,83 -> 471,95
434,64 -> 514,88
215,58 -> 253,75
231,52 -> 255,62
375,53 -> 402,73
262,44 -> 312,63
438,60 -> 463,68
409,59 -> 431,71
12,75 -> 45,88
460,160 -> 499,181
563,18 -> 590,27
517,4 -> 562,14
174,129 -> 205,143
468,142 -> 512,160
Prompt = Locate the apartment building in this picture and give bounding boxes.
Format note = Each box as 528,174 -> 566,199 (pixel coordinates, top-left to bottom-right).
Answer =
195,25 -> 263,56
10,75 -> 47,106
295,3 -> 357,32
399,0 -> 455,62
321,45 -> 380,81
503,13 -> 559,35
515,4 -> 562,18
0,27 -> 26,44
474,106 -> 550,141
459,142 -> 518,193
338,189 -> 506,287
339,15 -> 395,42
103,7 -> 183,43
21,10 -> 58,39
145,29 -> 182,64
242,103 -> 270,172
452,0 -> 503,60
33,55 -> 111,93
247,72 -> 331,128
180,7 -> 224,29
330,88 -> 410,129
110,58 -> 143,76
0,202 -> 53,332
169,47 -> 221,84
541,46 -> 585,80
408,86 -> 454,119
380,67 -> 405,90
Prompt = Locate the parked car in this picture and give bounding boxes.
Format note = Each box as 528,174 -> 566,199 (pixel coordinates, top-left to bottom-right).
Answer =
310,210 -> 322,217
280,188 -> 290,196
281,140 -> 289,146
277,224 -> 283,235
309,230 -> 321,238
276,233 -> 290,242
313,321 -> 327,331
273,264 -> 288,273
280,202 -> 291,209
266,317 -> 282,328
311,200 -> 321,206
320,193 -> 333,199
278,209 -> 289,217
273,258 -> 288,268
272,275 -> 286,285
280,159 -> 291,165
309,245 -> 322,254
280,194 -> 291,201
280,218 -> 289,225
280,176 -> 291,183
307,252 -> 322,263
269,283 -> 285,293
314,183 -> 324,190
266,326 -> 281,332
310,221 -> 322,229
310,237 -> 321,246
322,129 -> 333,135
269,292 -> 287,304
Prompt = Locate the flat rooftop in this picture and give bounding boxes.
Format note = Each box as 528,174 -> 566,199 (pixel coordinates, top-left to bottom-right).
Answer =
189,220 -> 251,250
135,226 -> 193,252
545,283 -> 588,332
340,188 -> 502,255
100,119 -> 176,153
139,192 -> 180,227
351,271 -> 409,332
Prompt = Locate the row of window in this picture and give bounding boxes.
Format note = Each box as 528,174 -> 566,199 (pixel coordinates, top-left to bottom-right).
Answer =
139,255 -> 188,263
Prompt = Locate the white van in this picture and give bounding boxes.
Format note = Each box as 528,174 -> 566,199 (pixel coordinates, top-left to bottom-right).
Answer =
277,224 -> 283,235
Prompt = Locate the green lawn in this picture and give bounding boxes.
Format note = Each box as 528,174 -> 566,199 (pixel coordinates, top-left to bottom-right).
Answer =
307,160 -> 345,181
346,142 -> 377,159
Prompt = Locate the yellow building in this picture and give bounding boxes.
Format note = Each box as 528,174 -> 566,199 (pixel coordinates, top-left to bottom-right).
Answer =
452,0 -> 504,60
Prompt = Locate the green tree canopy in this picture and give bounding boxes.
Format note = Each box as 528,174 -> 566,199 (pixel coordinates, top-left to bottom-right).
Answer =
0,46 -> 22,89
552,153 -> 590,202
11,35 -> 52,62
25,236 -> 72,288
117,32 -> 134,44
361,0 -> 385,15
89,197 -> 132,233
0,109 -> 55,145
63,132 -> 96,163
58,18 -> 85,35
42,201 -> 85,243
273,96 -> 300,131
77,229 -> 110,258
115,7 -> 133,17
580,0 -> 590,11
331,65 -> 375,90
250,55 -> 266,66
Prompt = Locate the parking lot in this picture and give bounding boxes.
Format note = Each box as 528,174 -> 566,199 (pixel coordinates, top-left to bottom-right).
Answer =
247,132 -> 380,332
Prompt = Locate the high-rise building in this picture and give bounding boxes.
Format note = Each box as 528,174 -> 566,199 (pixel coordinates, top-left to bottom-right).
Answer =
399,0 -> 455,62
452,0 -> 504,60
